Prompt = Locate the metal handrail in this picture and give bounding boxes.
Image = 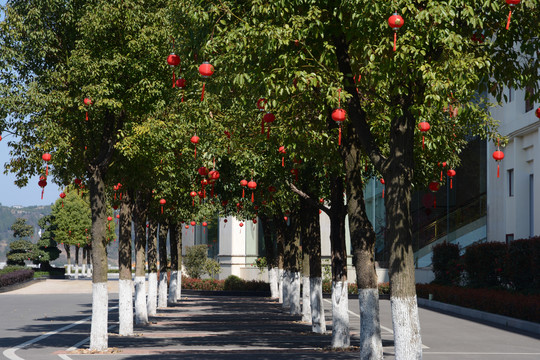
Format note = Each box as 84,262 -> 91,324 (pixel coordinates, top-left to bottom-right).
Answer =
413,194 -> 487,252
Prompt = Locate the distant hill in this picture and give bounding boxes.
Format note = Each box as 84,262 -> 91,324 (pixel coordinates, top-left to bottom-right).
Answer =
0,204 -> 52,261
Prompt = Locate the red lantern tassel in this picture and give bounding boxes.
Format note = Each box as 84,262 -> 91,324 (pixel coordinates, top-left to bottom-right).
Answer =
172,70 -> 176,88
41,189 -> 44,200
108,223 -> 110,231
114,192 -> 116,200
506,10 -> 513,30
282,157 -> 284,167
267,127 -> 270,139
422,136 -> 425,150
46,164 -> 48,176
382,188 -> 384,199
450,179 -> 453,189
242,189 -> 245,198
181,92 -> 184,102
201,83 -> 205,101
85,111 -> 88,121
161,206 -> 164,214
211,184 -> 215,197
440,171 -> 443,182
62,201 -> 64,208
251,192 -> 254,203
497,163 -> 500,178
120,192 -> 122,200
192,199 -> 195,207
393,32 -> 397,52
338,125 -> 342,146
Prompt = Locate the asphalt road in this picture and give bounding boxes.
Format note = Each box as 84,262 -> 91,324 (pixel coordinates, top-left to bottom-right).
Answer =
0,280 -> 538,360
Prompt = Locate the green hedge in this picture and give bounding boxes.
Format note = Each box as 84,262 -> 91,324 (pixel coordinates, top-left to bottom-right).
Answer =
504,237 -> 540,292
417,283 -> 540,323
0,268 -> 34,288
432,241 -> 461,285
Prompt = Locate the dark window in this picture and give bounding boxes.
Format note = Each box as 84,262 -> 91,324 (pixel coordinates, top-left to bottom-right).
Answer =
508,169 -> 514,197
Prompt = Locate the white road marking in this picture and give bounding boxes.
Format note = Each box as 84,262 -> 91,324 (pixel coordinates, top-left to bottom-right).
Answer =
324,298 -> 429,349
58,324 -> 117,360
3,307 -> 118,360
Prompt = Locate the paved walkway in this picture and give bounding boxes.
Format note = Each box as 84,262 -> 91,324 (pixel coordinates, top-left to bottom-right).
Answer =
2,280 -> 539,360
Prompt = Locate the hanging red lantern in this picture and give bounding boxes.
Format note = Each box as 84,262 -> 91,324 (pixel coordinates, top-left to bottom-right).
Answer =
59,192 -> 66,207
190,135 -> 199,159
240,179 -> 248,198
332,88 -> 346,146
38,176 -> 47,199
291,168 -> 299,183
239,222 -> 244,227
190,221 -> 196,226
418,121 -> 430,149
505,0 -> 521,30
224,219 -> 228,223
176,77 -> 186,102
159,198 -> 166,214
283,216 -> 288,222
278,146 -> 286,167
83,98 -> 92,121
380,178 -> 385,198
42,153 -> 51,175
257,98 -> 267,111
116,214 -> 120,224
253,219 -> 258,224
198,166 -> 209,176
262,112 -> 275,139
198,61 -> 214,101
202,221 -> 208,234
447,169 -> 456,189
388,13 -> 404,52
439,161 -> 447,181
190,190 -> 197,206
107,216 -> 113,231
428,181 -> 440,208
535,107 -> 540,119
248,180 -> 257,203
185,225 -> 189,229
167,53 -> 181,88
493,150 -> 505,178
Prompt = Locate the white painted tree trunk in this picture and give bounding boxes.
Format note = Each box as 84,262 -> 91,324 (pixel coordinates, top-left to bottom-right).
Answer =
175,272 -> 181,300
282,270 -> 290,309
87,264 -> 92,277
391,296 -> 423,360
118,279 -> 133,336
67,264 -> 72,277
359,289 -> 383,360
74,264 -> 79,279
289,271 -> 301,316
168,270 -> 178,304
146,272 -> 158,316
82,264 -> 87,277
278,268 -> 284,303
158,272 -> 168,308
90,282 -> 108,350
134,276 -> 148,324
331,281 -> 350,348
310,277 -> 326,333
269,267 -> 279,299
301,275 -> 311,323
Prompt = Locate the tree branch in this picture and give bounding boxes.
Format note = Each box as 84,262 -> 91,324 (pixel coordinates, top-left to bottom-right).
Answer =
287,180 -> 330,215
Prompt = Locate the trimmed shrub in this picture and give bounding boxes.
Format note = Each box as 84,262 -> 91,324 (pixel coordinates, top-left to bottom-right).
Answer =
416,283 -> 540,323
0,268 -> 34,288
224,275 -> 244,291
464,242 -> 507,287
432,241 -> 462,285
504,237 -> 540,293
182,277 -> 225,291
223,275 -> 270,292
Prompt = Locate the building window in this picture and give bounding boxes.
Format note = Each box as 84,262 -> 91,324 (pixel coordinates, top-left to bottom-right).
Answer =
505,234 -> 514,245
508,87 -> 512,102
508,169 -> 514,197
525,86 -> 534,112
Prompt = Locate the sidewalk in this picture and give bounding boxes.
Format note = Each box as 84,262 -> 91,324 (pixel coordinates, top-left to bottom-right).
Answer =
60,293 -> 361,360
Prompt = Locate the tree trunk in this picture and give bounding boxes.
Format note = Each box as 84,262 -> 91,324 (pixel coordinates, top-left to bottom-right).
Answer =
300,200 -> 311,324
168,220 -> 179,303
330,176 -> 349,348
345,134 -> 383,359
275,215 -> 285,304
158,220 -> 168,308
175,222 -> 182,300
133,189 -> 148,325
82,247 -> 87,277
283,211 -> 301,316
88,166 -> 110,351
260,214 -> 279,299
146,218 -> 158,316
74,246 -> 80,279
65,245 -> 71,276
87,246 -> 92,277
118,190 -> 133,336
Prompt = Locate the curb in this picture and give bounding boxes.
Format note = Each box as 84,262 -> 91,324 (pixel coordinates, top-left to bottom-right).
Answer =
182,289 -> 271,297
418,297 -> 540,336
0,277 -> 45,293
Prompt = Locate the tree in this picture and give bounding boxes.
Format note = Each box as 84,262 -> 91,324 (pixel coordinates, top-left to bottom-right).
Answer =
7,218 -> 36,266
11,218 -> 34,240
36,215 -> 61,270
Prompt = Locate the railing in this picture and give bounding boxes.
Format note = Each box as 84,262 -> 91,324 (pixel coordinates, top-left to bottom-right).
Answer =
413,194 -> 487,252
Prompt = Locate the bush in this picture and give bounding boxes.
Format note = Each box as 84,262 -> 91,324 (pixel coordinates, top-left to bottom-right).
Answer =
224,275 -> 245,291
464,242 -> 507,288
432,241 -> 462,285
182,277 -> 225,291
321,280 -> 389,295
504,237 -> 540,292
223,275 -> 270,292
0,268 -> 34,288
416,283 -> 540,323
184,245 -> 221,279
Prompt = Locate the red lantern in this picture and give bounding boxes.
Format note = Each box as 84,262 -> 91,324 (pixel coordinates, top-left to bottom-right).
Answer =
283,216 -> 288,222
116,213 -> 120,224
198,166 -> 209,176
262,112 -> 275,139
535,107 -> 540,119
185,225 -> 189,229
505,0 -> 521,30
38,176 -> 47,199
190,135 -> 199,159
202,221 -> 208,234
493,150 -> 505,178
167,53 -> 181,88
159,198 -> 166,214
428,181 -> 440,208
176,77 -> 186,102
248,180 -> 257,202
83,98 -> 92,121
278,146 -> 286,167
42,153 -> 51,175
256,98 -> 267,111
224,219 -> 228,223
447,169 -> 456,189
107,216 -> 113,231
59,192 -> 66,207
190,221 -> 196,226
198,62 -> 214,101
418,121 -> 430,149
253,219 -> 258,224
380,178 -> 385,198
240,179 -> 248,198
239,222 -> 244,227
388,13 -> 404,52
190,190 -> 197,206
439,161 -> 447,181
332,88 -> 346,146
